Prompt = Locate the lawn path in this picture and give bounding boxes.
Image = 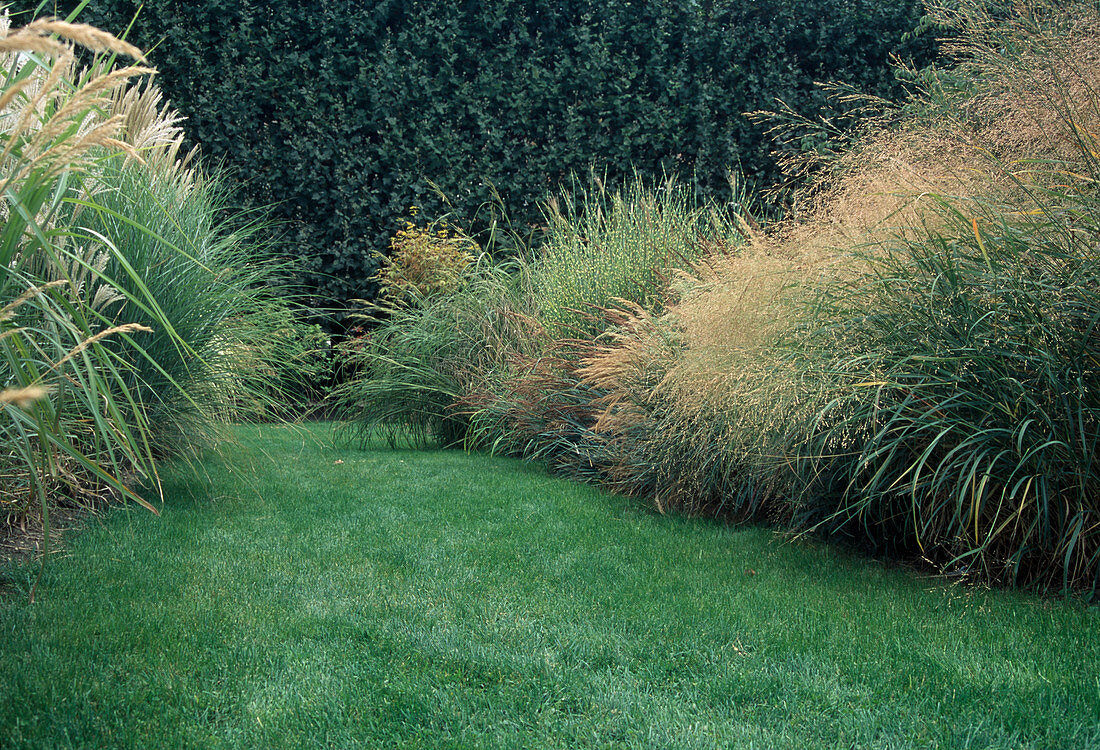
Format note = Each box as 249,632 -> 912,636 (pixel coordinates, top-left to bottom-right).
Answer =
0,423 -> 1097,749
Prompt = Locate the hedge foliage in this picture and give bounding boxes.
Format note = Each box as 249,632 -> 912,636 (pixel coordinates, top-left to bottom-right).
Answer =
68,0 -> 933,311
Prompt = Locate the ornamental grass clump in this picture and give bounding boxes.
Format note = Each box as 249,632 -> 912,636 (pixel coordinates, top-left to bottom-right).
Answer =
335,243 -> 538,448
532,175 -> 749,337
454,177 -> 756,475
0,11 -> 302,594
780,1 -> 1100,594
572,300 -> 788,520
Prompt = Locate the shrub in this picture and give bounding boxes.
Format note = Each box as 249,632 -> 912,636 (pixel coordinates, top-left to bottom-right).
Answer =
374,213 -> 478,304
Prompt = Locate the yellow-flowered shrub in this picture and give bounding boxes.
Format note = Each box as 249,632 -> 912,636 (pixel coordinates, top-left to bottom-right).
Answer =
374,211 -> 479,304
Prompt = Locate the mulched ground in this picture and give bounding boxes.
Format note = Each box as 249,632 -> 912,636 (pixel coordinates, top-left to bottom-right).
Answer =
1,504 -> 92,568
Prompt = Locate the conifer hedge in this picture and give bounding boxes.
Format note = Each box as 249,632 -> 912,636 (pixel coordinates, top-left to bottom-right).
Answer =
70,0 -> 933,311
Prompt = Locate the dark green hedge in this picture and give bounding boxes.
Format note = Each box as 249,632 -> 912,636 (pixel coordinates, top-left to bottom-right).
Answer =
68,0 -> 933,311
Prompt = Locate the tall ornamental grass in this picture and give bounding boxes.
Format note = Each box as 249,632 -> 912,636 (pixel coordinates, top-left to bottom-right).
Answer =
532,175 -> 749,336
459,179 -> 753,469
66,155 -> 300,447
572,301 -> 790,520
0,16 -> 163,536
0,12 -> 303,596
448,178 -> 753,470
335,242 -> 538,449
777,0 -> 1100,594
793,199 -> 1100,592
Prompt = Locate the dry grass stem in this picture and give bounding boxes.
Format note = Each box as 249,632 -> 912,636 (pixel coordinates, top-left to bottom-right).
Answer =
51,323 -> 154,372
0,279 -> 69,321
0,31 -> 67,58
0,76 -> 35,113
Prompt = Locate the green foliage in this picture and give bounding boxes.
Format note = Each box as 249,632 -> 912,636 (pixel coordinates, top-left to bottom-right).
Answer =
334,256 -> 538,448
532,175 -> 747,336
67,0 -> 934,313
246,319 -> 334,417
0,13 -> 303,597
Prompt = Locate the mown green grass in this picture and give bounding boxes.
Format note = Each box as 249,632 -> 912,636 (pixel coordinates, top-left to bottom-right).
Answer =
0,423 -> 1096,749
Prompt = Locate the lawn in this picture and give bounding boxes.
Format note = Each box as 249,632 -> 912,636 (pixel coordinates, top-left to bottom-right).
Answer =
0,423 -> 1096,749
